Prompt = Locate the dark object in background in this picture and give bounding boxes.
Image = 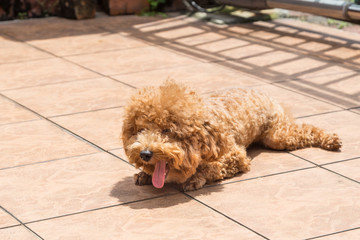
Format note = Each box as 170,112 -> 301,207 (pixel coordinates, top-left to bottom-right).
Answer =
0,0 -> 59,20
101,0 -> 149,15
59,0 -> 96,19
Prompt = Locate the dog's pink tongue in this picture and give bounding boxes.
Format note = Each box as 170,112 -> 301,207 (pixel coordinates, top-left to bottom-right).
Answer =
152,160 -> 166,188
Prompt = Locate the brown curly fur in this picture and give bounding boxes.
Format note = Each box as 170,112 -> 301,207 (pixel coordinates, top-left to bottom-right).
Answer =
122,81 -> 342,191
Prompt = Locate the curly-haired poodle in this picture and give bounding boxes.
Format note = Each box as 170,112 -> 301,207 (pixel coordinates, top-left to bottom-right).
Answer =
122,81 -> 341,191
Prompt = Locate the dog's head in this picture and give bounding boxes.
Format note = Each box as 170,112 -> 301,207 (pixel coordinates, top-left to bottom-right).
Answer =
122,81 -> 228,188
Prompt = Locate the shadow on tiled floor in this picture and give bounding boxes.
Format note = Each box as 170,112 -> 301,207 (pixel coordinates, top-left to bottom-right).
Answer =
0,12 -> 359,240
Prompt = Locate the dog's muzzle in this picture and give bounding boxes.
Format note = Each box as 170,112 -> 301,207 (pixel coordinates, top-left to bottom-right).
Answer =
140,150 -> 153,162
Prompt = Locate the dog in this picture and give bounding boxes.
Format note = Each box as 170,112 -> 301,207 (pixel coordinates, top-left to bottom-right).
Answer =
122,81 -> 341,191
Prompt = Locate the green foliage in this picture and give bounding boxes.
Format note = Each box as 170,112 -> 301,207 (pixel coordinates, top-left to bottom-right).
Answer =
140,0 -> 167,17
326,18 -> 350,29
17,12 -> 28,19
148,0 -> 166,11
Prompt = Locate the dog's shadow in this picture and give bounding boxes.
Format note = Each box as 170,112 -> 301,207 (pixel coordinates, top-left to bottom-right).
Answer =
110,146 -> 264,209
110,176 -> 227,210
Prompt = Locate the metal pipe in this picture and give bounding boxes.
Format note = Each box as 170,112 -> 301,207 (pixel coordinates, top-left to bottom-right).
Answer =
267,0 -> 351,21
348,4 -> 360,20
214,0 -> 360,22
215,0 -> 268,9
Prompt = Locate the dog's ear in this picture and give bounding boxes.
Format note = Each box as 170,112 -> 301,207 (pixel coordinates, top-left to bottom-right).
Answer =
122,86 -> 156,148
197,121 -> 228,161
178,140 -> 201,177
121,108 -> 137,151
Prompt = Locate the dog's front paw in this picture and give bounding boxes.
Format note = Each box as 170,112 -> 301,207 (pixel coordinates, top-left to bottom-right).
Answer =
134,171 -> 152,186
181,177 -> 206,192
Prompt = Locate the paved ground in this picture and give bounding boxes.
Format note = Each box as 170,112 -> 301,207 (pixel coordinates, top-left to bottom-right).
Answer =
0,12 -> 359,240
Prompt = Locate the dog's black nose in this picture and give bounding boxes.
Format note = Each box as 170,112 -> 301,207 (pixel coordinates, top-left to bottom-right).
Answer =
140,150 -> 153,162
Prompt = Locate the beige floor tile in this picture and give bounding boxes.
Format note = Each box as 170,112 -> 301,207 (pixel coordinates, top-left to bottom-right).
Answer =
220,147 -> 314,185
298,65 -> 357,84
65,46 -> 200,76
0,209 -> 18,228
0,152 -> 177,222
28,194 -> 263,240
326,75 -> 360,96
4,78 -> 135,117
269,57 -> 327,76
351,107 -> 360,114
188,168 -> 360,240
292,111 -> 360,164
196,37 -> 251,54
0,226 -> 38,240
277,79 -> 359,109
0,37 -> 52,64
273,36 -> 306,45
175,32 -> 226,46
0,120 -> 97,169
164,41 -> 230,63
110,148 -> 127,161
51,108 -> 124,150
0,58 -> 99,91
0,97 -> 39,125
297,41 -> 332,52
324,47 -> 360,60
227,25 -> 256,34
314,229 -> 360,240
154,26 -> 205,40
242,50 -> 299,67
220,44 -> 273,60
127,15 -> 192,33
93,16 -> 148,32
113,62 -> 265,92
247,84 -> 342,118
249,30 -> 280,40
28,33 -> 149,57
324,158 -> 360,182
1,17 -> 102,41
274,18 -> 360,43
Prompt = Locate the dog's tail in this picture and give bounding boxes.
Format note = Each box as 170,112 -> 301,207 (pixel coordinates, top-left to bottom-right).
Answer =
261,116 -> 342,151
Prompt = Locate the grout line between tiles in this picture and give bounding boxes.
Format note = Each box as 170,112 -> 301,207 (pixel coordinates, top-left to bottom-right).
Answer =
1,32 -> 138,90
23,193 -> 179,226
304,226 -> 360,240
349,108 -> 360,116
288,152 -> 360,185
201,166 -> 317,189
107,147 -> 124,153
47,105 -> 124,119
0,92 -> 133,168
0,76 -> 105,93
20,35 -> 209,91
0,152 -> 99,171
0,205 -> 44,240
320,157 -> 360,167
294,109 -> 347,119
0,56 -> 55,66
182,193 -> 270,240
44,118 -> 135,167
0,118 -> 40,127
0,223 -> 22,230
270,82 -> 355,112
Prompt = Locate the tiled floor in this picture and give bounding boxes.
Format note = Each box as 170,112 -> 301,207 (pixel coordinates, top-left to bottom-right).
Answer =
0,12 -> 359,240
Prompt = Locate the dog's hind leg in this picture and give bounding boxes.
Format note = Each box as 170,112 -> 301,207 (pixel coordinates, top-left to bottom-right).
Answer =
262,117 -> 342,151
181,146 -> 250,191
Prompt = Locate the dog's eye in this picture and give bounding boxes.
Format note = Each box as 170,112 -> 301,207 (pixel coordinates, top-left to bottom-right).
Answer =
137,128 -> 145,133
162,129 -> 171,134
